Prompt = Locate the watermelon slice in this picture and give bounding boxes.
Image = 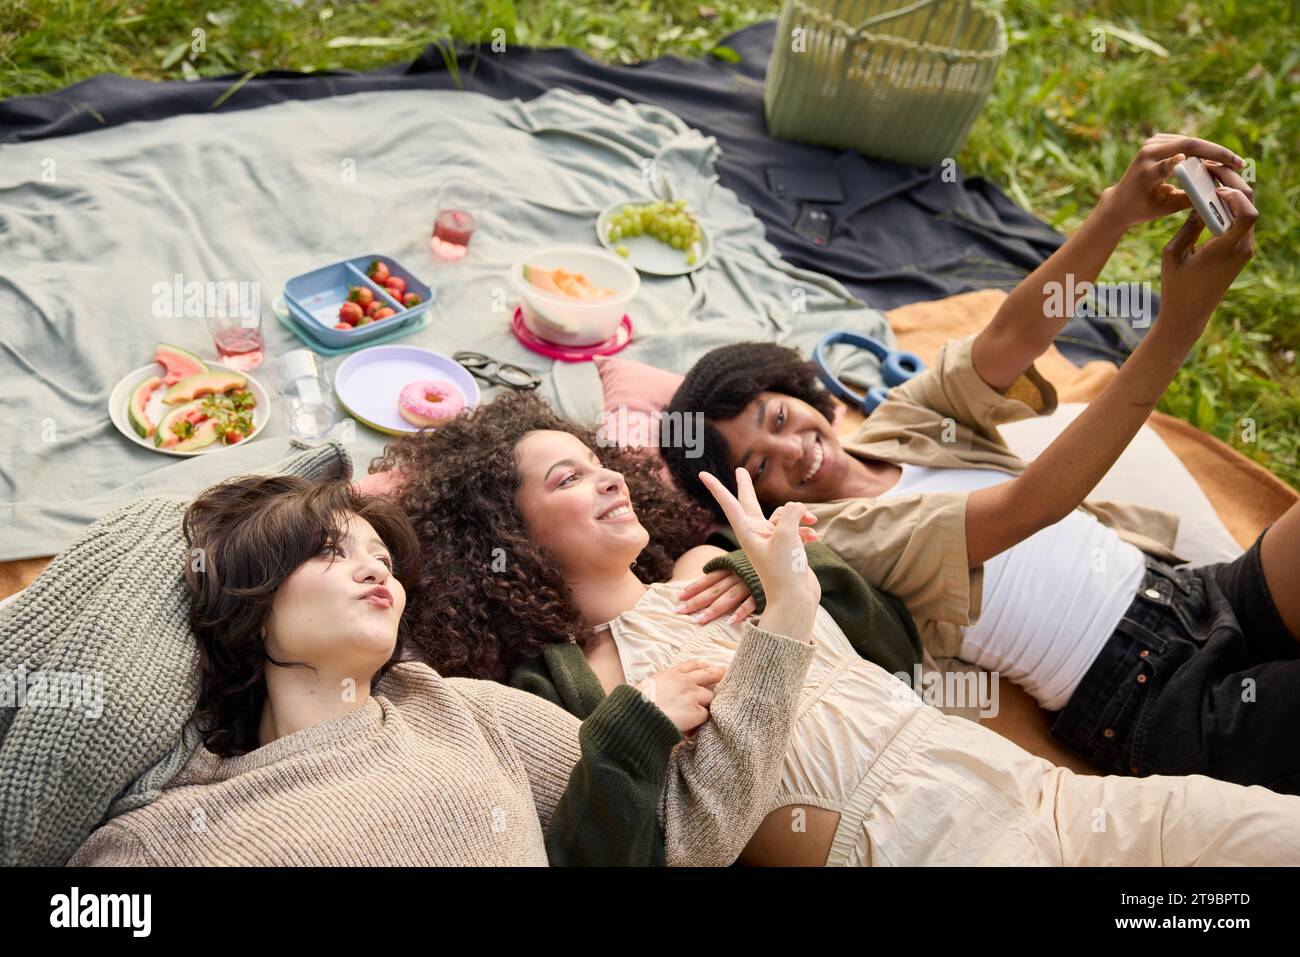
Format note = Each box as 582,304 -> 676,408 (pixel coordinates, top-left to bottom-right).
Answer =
128,376 -> 162,439
162,370 -> 247,405
155,400 -> 210,449
172,419 -> 221,453
156,343 -> 209,386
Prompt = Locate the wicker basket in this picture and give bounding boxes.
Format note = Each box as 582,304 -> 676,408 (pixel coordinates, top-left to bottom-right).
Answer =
764,0 -> 1007,167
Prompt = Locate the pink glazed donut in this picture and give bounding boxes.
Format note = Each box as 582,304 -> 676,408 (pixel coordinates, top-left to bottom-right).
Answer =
397,379 -> 464,428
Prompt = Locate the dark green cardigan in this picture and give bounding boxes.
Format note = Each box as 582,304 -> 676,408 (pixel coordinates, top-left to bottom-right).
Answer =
537,682 -> 683,866
525,540 -> 921,865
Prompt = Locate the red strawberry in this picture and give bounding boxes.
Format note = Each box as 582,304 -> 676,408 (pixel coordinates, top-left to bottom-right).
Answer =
339,301 -> 364,324
366,299 -> 385,317
372,307 -> 397,321
369,260 -> 390,283
334,322 -> 353,331
347,285 -> 376,307
384,276 -> 406,296
403,292 -> 422,307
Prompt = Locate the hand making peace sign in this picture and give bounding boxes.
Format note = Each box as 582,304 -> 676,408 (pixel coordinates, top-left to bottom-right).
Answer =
697,468 -> 822,617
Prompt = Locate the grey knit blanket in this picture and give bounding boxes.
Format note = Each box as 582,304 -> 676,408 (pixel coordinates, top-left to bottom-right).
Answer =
0,439 -> 353,866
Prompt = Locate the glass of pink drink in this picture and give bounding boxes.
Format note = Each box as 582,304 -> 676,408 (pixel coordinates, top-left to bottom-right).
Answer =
204,278 -> 265,370
213,327 -> 265,370
431,179 -> 488,261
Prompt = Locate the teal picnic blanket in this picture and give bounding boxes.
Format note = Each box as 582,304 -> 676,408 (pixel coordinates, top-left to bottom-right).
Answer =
0,87 -> 893,561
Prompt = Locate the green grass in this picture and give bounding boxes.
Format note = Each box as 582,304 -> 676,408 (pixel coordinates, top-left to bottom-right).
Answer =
964,0 -> 1299,490
2,0 -> 1297,488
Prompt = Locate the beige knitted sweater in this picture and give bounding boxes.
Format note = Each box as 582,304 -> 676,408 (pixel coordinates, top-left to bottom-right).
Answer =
69,623 -> 813,866
3,439 -> 353,867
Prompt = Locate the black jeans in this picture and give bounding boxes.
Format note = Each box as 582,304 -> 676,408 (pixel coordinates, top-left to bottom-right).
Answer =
1050,531 -> 1300,794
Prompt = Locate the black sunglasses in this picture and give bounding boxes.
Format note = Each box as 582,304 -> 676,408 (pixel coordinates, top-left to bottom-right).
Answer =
453,351 -> 542,391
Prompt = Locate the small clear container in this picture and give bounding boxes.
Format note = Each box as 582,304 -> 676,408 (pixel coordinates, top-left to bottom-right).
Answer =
275,350 -> 338,440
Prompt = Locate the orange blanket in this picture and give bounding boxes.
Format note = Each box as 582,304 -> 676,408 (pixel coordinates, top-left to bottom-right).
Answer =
871,289 -> 1297,550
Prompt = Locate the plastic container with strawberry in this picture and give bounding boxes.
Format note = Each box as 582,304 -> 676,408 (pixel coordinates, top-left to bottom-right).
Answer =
334,260 -> 424,331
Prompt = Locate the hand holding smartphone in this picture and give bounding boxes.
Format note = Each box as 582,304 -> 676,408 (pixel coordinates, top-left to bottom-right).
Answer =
1173,156 -> 1235,236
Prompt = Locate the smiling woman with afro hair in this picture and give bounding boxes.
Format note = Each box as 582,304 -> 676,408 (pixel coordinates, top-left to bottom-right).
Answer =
662,341 -> 838,518
368,392 -> 714,682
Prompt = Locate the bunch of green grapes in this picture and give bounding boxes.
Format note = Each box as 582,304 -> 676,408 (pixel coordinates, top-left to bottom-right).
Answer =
607,198 -> 702,266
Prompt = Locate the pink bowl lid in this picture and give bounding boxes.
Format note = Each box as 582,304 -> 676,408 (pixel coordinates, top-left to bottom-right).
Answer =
511,307 -> 634,362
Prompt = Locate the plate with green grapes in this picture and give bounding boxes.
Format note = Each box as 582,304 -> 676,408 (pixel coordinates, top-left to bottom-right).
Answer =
595,198 -> 713,277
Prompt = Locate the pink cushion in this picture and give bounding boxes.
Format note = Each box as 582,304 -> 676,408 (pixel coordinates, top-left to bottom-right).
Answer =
592,354 -> 684,420
591,355 -> 684,490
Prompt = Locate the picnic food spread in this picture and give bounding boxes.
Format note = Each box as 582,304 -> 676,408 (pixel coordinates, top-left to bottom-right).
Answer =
397,378 -> 464,427
124,208 -> 648,453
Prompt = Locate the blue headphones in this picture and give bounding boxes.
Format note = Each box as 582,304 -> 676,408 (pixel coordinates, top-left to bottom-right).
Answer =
812,331 -> 925,413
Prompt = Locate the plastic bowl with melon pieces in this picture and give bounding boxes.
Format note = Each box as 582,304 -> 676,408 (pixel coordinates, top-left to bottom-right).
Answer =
108,343 -> 271,456
508,244 -> 639,347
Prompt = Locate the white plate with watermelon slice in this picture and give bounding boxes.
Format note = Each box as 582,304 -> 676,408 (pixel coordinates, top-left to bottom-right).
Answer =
108,343 -> 271,456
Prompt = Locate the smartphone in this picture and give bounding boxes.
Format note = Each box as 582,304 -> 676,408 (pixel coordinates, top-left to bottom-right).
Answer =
1173,157 -> 1234,236
793,204 -> 835,246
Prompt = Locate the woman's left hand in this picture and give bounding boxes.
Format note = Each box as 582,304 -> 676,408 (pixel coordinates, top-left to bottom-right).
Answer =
1103,133 -> 1250,230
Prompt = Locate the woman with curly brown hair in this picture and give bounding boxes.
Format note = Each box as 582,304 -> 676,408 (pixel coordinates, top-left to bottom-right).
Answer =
379,390 -> 1300,866
68,469 -> 817,866
372,392 -> 725,681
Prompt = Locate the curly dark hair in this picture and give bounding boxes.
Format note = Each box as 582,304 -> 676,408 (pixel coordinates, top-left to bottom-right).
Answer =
370,392 -> 713,682
663,341 -> 837,518
183,475 -> 421,757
